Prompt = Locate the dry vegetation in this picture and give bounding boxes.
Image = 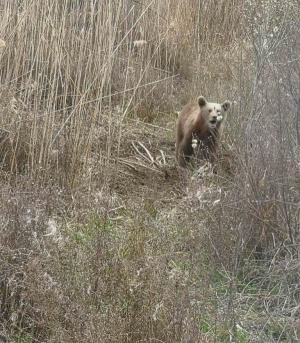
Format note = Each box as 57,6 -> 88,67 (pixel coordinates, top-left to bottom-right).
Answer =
0,0 -> 299,342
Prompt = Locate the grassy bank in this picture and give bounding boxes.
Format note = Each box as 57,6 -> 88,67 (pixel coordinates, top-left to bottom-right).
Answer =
0,0 -> 299,342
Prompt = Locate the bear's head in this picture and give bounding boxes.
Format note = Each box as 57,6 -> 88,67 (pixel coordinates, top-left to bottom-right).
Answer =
198,96 -> 231,129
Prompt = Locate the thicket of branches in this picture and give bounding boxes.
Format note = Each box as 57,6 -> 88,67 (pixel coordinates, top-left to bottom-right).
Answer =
0,0 -> 299,342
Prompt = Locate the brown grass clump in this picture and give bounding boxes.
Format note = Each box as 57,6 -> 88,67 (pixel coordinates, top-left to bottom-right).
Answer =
0,0 -> 300,342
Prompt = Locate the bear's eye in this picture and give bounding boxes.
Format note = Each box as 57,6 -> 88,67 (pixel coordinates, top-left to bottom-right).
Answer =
208,109 -> 212,113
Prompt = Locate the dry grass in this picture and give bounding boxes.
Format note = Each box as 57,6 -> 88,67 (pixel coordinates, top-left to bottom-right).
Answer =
0,0 -> 299,342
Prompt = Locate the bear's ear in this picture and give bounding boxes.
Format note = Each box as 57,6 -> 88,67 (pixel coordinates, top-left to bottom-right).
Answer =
221,100 -> 231,112
198,96 -> 207,108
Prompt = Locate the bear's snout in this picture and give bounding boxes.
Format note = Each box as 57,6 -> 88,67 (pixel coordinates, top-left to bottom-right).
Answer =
210,115 -> 218,124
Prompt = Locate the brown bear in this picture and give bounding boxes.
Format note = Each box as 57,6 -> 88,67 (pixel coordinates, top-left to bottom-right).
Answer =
176,96 -> 231,167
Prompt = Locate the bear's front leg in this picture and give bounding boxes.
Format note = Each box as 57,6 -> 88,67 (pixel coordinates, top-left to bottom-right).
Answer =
178,136 -> 193,166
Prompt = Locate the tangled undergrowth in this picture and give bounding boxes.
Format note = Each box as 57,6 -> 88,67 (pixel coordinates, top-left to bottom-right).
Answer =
0,0 -> 300,342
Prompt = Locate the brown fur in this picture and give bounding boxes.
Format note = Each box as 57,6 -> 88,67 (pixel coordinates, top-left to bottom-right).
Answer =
176,98 -> 227,167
